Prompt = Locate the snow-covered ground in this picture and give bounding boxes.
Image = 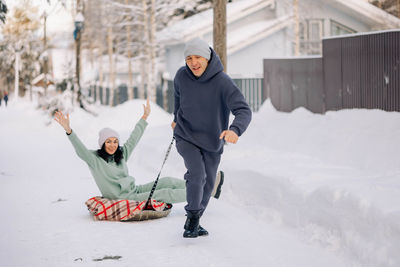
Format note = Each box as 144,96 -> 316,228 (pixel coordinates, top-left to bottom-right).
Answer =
1,97 -> 399,267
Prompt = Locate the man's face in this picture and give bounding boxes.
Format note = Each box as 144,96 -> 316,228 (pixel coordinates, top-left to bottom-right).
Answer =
185,55 -> 208,77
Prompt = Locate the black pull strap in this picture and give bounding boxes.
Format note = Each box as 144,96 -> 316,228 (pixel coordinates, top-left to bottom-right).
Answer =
145,136 -> 175,208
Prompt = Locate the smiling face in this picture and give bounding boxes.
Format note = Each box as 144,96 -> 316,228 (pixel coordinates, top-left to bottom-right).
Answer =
185,55 -> 209,77
104,137 -> 119,155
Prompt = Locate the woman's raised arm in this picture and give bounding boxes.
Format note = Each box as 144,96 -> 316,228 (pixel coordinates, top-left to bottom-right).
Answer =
54,111 -> 72,134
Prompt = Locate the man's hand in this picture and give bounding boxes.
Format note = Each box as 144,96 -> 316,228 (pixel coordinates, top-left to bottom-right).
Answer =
171,121 -> 176,129
219,130 -> 238,144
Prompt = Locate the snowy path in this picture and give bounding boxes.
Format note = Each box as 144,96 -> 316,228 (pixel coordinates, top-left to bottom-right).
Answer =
1,99 -> 399,267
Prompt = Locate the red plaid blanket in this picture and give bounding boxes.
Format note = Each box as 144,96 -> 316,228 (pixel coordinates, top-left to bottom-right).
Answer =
85,196 -> 172,221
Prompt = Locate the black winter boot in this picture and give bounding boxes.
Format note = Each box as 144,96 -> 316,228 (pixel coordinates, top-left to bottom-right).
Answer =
183,214 -> 200,238
198,225 -> 209,236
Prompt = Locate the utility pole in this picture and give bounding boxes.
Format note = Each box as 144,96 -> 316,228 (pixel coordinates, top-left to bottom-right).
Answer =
213,0 -> 227,72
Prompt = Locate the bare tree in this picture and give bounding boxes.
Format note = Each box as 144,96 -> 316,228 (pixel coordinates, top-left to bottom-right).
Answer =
369,0 -> 400,18
79,0 -> 216,106
1,1 -> 42,101
0,0 -> 7,24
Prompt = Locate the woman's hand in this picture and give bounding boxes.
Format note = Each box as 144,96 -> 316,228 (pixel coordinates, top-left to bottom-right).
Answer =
141,98 -> 151,121
54,111 -> 72,134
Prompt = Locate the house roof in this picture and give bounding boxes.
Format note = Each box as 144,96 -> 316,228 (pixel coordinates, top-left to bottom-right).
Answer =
329,0 -> 400,28
32,73 -> 54,87
157,0 -> 400,54
157,0 -> 275,45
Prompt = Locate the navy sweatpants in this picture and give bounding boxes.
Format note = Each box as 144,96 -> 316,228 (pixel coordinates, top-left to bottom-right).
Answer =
176,138 -> 221,216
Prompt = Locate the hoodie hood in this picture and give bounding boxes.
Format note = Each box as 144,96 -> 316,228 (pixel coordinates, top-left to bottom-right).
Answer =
173,46 -> 252,153
185,48 -> 224,82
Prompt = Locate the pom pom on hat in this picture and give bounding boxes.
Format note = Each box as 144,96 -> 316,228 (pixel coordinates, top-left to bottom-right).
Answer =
98,128 -> 119,148
184,38 -> 211,61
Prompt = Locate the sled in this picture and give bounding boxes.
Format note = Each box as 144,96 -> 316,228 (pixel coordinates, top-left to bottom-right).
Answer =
85,196 -> 172,221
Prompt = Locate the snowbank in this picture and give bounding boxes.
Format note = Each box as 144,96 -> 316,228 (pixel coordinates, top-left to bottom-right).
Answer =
0,97 -> 399,267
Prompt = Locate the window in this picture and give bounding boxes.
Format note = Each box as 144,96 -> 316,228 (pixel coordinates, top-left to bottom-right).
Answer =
330,20 -> 356,36
299,19 -> 324,55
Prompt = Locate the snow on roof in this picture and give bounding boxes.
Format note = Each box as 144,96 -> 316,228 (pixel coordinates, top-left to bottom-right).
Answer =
157,0 -> 275,45
227,14 -> 292,55
323,28 -> 400,40
330,0 -> 400,28
32,73 -> 54,85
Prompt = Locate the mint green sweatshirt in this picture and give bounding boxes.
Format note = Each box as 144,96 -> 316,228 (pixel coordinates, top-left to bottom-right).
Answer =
67,118 -> 186,203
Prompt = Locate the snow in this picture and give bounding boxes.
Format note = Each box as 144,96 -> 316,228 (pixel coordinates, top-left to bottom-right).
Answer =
324,28 -> 400,40
50,47 -> 74,82
1,96 -> 399,267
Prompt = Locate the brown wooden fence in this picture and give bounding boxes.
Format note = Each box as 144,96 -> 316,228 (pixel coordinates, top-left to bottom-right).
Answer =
264,30 -> 400,113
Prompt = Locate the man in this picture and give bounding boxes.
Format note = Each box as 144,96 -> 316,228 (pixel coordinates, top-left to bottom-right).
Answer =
172,38 -> 252,238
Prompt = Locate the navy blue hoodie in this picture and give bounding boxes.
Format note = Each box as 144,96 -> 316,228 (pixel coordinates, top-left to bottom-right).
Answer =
173,48 -> 252,153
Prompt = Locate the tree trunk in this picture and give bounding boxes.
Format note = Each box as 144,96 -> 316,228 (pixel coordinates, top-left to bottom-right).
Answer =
108,26 -> 115,106
98,43 -> 104,104
44,14 -> 48,96
140,0 -> 149,99
75,0 -> 83,106
76,30 -> 82,105
398,0 -> 400,18
126,0 -> 133,100
98,0 -> 105,105
148,0 -> 157,103
213,0 -> 227,72
293,0 -> 300,56
14,51 -> 20,101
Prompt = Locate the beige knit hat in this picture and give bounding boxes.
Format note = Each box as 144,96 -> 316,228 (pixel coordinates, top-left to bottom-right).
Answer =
98,128 -> 119,147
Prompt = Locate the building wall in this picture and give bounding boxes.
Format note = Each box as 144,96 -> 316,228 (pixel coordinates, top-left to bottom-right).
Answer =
165,44 -> 185,79
228,29 -> 289,78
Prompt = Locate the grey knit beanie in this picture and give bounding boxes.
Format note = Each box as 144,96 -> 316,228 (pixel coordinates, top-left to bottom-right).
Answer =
184,38 -> 211,60
98,128 -> 119,147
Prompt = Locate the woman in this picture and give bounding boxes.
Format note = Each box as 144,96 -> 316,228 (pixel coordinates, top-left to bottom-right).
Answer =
53,99 -> 187,203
